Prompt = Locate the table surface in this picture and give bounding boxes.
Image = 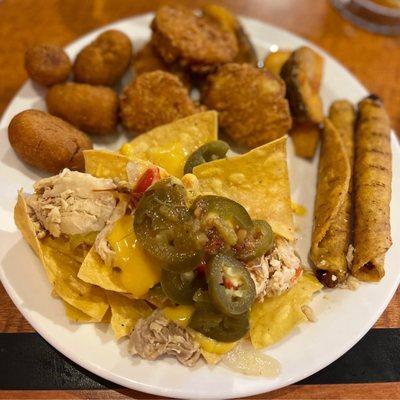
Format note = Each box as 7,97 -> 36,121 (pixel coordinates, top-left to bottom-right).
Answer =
0,0 -> 399,399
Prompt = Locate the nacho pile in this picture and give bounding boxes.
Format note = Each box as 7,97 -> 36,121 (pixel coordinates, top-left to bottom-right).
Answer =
15,111 -> 322,371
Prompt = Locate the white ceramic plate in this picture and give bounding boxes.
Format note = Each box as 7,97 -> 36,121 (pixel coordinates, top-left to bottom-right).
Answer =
0,14 -> 399,400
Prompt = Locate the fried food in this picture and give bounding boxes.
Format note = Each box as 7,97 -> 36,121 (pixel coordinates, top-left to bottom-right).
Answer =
73,30 -> 133,86
151,6 -> 238,74
290,122 -> 320,159
264,50 -> 291,77
120,70 -> 200,133
310,118 -> 351,288
46,82 -> 118,135
8,109 -> 92,173
25,44 -> 71,86
280,46 -> 324,124
352,95 -> 392,281
202,4 -> 257,65
132,43 -> 191,87
201,63 -> 292,147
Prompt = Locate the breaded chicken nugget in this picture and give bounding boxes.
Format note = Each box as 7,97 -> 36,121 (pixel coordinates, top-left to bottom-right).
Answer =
120,70 -> 200,133
202,63 -> 292,148
151,6 -> 238,74
202,4 -> 257,66
46,83 -> 118,135
25,44 -> 71,86
132,43 -> 191,87
74,30 -> 133,86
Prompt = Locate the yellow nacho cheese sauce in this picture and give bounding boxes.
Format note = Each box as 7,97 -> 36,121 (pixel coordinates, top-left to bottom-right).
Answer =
107,215 -> 161,298
120,141 -> 188,178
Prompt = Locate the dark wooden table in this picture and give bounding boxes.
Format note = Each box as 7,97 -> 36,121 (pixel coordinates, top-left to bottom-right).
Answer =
0,0 -> 399,399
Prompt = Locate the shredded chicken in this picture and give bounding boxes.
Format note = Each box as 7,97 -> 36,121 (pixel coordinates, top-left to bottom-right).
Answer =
26,169 -> 117,237
129,310 -> 201,367
94,196 -> 129,264
248,237 -> 301,300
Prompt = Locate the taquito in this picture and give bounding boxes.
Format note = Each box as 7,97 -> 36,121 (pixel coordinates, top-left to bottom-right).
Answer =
352,95 -> 392,281
310,101 -> 355,287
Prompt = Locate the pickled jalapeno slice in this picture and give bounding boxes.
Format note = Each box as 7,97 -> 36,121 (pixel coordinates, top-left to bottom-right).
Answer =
184,140 -> 229,174
207,253 -> 256,316
134,178 -> 204,271
161,269 -> 206,305
189,303 -> 250,342
190,195 -> 253,246
236,220 -> 274,261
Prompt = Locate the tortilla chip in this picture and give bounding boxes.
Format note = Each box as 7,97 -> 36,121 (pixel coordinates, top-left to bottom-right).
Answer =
79,216 -> 161,299
41,245 -> 109,320
14,191 -> 48,275
119,111 -> 218,177
14,192 -> 109,321
201,350 -> 224,365
84,150 -> 137,180
78,246 -> 127,293
64,301 -> 97,323
106,291 -> 152,339
310,119 -> 351,281
250,274 -> 322,349
193,136 -> 295,241
290,122 -> 320,159
352,97 -> 392,281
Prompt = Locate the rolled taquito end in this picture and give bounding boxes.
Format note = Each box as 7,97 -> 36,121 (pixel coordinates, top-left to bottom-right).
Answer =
310,118 -> 351,286
352,95 -> 392,282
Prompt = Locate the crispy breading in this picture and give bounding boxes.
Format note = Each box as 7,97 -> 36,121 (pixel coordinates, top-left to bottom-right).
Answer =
25,44 -> 71,86
46,83 -> 118,135
73,30 -> 132,86
132,43 -> 191,87
201,63 -> 292,147
202,4 -> 257,65
280,46 -> 324,124
120,70 -> 200,133
150,6 -> 238,74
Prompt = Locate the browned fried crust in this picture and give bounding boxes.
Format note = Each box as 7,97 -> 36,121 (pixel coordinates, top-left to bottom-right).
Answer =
202,63 -> 292,147
73,30 -> 132,86
280,46 -> 324,124
352,96 -> 392,281
25,44 -> 71,86
132,43 -> 191,87
120,70 -> 200,133
46,83 -> 118,135
8,109 -> 92,173
202,4 -> 257,66
150,6 -> 238,74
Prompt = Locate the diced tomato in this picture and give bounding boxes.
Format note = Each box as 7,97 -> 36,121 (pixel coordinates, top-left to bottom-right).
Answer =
135,167 -> 160,194
223,277 -> 233,289
290,267 -> 303,284
196,261 -> 207,274
131,168 -> 160,207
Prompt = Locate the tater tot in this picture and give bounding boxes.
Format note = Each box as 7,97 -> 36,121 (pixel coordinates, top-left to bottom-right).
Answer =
25,44 -> 71,86
46,83 -> 118,135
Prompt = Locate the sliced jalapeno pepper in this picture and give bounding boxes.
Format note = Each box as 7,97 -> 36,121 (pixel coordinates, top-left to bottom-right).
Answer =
189,303 -> 249,342
161,269 -> 206,305
134,178 -> 204,271
207,253 -> 256,316
190,195 -> 253,247
236,220 -> 274,261
184,140 -> 229,174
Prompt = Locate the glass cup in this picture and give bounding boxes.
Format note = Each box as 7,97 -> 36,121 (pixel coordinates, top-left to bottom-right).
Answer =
331,0 -> 400,35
